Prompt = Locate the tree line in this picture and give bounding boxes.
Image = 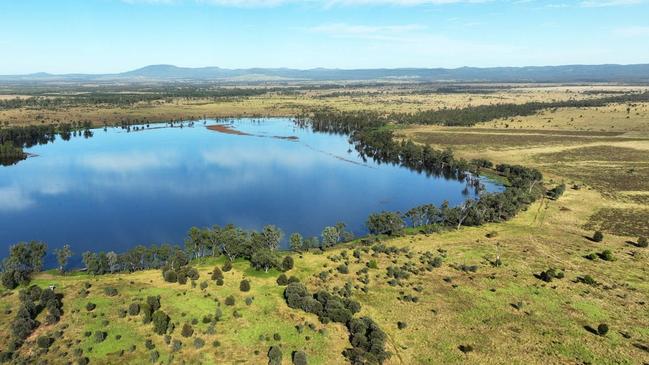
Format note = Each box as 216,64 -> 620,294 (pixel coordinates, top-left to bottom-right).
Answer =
390,91 -> 649,126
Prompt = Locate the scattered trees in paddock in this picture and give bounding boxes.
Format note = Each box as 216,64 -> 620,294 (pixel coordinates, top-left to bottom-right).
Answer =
292,351 -> 308,365
181,323 -> 194,338
367,212 -> 405,236
152,311 -> 171,335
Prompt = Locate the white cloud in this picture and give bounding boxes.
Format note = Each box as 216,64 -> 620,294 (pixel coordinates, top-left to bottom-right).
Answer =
613,25 -> 649,37
580,0 -> 646,7
77,151 -> 179,173
0,186 -> 35,212
123,0 -> 492,7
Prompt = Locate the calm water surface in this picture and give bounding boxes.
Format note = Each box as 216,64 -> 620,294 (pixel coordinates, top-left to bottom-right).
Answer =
0,118 -> 501,266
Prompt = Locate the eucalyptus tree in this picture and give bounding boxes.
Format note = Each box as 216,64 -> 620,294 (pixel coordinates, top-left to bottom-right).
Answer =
289,233 -> 304,252
54,244 -> 73,274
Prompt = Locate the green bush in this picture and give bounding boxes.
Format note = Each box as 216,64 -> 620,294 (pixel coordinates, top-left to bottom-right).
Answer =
211,267 -> 224,281
147,296 -> 161,312
193,338 -> 205,349
597,323 -> 609,336
593,231 -> 604,242
276,274 -> 288,286
103,287 -> 118,297
268,346 -> 283,365
225,295 -> 236,306
240,279 -> 251,292
85,303 -> 96,312
37,335 -> 53,349
292,351 -> 308,365
94,331 -> 107,343
128,303 -> 140,316
637,236 -> 647,248
181,323 -> 194,338
222,261 -> 233,272
200,281 -> 208,290
599,250 -> 614,261
281,256 -> 294,271
152,310 -> 170,335
163,270 -> 177,283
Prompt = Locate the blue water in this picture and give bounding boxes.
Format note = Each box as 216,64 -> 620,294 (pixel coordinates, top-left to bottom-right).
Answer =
0,118 -> 501,267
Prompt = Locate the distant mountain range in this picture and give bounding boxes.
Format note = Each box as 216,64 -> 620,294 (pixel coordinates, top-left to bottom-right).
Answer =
2,64 -> 649,83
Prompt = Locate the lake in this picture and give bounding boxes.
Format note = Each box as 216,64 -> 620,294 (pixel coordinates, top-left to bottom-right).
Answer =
0,118 -> 501,267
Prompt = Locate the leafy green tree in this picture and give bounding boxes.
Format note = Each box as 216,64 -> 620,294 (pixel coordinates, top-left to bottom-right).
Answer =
366,212 -> 405,236
54,244 -> 73,274
1,241 -> 47,289
250,249 -> 278,272
289,233 -> 304,252
152,310 -> 170,335
321,226 -> 339,248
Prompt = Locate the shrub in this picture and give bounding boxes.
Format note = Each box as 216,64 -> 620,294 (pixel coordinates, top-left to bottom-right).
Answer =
366,260 -> 378,269
193,338 -> 205,349
200,281 -> 208,290
103,287 -> 118,297
37,336 -> 53,349
578,275 -> 597,286
537,268 -> 564,282
150,350 -> 160,363
141,303 -> 153,324
94,331 -> 107,343
86,303 -> 96,312
599,250 -> 614,261
268,346 -> 283,365
225,295 -> 236,306
276,274 -> 288,286
145,339 -> 155,350
245,297 -> 253,306
128,303 -> 140,316
118,308 -> 127,318
637,236 -> 648,248
147,296 -> 161,312
287,276 -> 300,284
222,261 -> 232,272
337,264 -> 349,274
240,280 -> 251,292
273,333 -> 281,341
181,323 -> 194,338
281,256 -> 294,271
163,270 -> 177,283
216,278 -> 224,286
343,317 -> 390,364
397,321 -> 407,330
292,350 -> 308,365
597,323 -> 609,336
152,311 -> 170,335
211,268 -> 224,281
593,231 -> 604,242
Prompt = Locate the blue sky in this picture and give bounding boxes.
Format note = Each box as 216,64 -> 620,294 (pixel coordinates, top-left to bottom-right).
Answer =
1,0 -> 648,74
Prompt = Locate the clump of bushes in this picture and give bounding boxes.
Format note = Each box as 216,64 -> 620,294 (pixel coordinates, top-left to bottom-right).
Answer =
537,268 -> 564,283
337,264 -> 349,274
193,338 -> 205,349
343,317 -> 391,364
240,279 -> 251,292
284,283 -> 360,324
211,267 -> 224,285
598,250 -> 615,261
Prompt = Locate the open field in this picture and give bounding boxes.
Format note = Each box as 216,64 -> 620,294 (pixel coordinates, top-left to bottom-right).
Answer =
1,83 -> 648,364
